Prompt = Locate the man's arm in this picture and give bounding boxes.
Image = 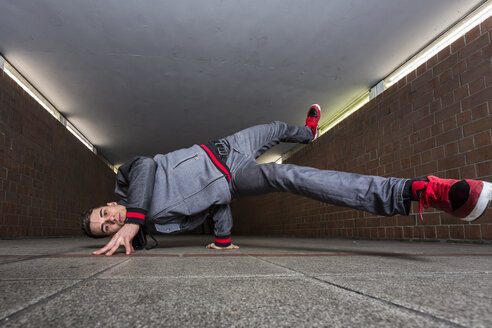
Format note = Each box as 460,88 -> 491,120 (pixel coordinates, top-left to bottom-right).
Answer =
204,205 -> 239,250
94,157 -> 157,256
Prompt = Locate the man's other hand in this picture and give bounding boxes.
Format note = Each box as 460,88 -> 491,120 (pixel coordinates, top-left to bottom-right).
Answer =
206,243 -> 239,250
93,224 -> 140,256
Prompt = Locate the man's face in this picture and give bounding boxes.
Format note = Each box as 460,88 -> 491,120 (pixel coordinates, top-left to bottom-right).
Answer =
89,202 -> 127,237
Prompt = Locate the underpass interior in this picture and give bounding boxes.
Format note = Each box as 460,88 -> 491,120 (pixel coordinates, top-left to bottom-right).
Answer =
0,1 -> 491,327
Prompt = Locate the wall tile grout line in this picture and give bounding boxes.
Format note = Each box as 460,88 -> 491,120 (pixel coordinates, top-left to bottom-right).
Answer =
0,257 -> 131,324
253,255 -> 470,328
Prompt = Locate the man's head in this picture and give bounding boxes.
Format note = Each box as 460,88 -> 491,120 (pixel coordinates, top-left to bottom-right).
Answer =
80,202 -> 127,238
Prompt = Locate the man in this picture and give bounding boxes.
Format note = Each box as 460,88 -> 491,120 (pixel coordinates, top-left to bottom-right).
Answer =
81,105 -> 492,256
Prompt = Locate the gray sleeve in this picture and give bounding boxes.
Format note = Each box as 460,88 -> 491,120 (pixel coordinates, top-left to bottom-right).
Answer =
210,205 -> 233,246
115,157 -> 157,224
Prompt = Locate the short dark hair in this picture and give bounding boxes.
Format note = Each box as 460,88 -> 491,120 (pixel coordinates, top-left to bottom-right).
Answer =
80,206 -> 105,238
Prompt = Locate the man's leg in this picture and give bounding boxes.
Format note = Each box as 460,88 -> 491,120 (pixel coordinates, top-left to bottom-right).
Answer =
231,161 -> 492,220
231,161 -> 409,217
224,120 -> 313,159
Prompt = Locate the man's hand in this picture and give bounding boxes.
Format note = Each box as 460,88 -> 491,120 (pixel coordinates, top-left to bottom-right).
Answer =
206,243 -> 239,250
93,224 -> 140,256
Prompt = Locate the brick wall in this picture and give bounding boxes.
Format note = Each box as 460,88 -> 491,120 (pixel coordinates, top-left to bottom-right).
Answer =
231,17 -> 492,242
0,71 -> 116,237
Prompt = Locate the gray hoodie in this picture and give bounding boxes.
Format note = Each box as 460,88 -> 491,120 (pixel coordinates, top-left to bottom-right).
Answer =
115,144 -> 233,244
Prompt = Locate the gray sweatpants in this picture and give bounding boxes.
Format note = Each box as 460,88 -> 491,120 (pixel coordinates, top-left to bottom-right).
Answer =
222,121 -> 410,217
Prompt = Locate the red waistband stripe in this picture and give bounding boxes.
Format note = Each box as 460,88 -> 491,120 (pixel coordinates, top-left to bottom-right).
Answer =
200,145 -> 231,181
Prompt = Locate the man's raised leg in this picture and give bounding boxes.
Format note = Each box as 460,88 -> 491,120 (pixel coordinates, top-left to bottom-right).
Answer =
223,104 -> 321,159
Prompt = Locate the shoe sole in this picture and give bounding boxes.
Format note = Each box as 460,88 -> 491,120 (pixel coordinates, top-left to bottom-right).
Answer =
310,104 -> 321,139
462,181 -> 492,221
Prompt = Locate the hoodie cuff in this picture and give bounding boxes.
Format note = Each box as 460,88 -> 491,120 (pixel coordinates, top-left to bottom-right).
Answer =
214,235 -> 231,247
124,208 -> 146,225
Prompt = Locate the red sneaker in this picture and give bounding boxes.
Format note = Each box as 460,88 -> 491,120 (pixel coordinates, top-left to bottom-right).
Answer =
412,176 -> 492,221
305,104 -> 321,140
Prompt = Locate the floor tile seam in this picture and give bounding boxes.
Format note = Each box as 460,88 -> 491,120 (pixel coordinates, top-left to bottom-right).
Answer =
0,247 -> 100,265
1,271 -> 489,282
95,273 -> 304,280
313,271 -> 492,277
253,256 -> 469,328
0,258 -> 130,324
2,252 -> 492,259
0,278 -> 83,282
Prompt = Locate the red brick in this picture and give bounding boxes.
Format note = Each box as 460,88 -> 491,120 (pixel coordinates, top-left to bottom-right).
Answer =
459,33 -> 489,60
461,60 -> 491,85
423,226 -> 436,239
464,225 -> 482,240
481,15 -> 492,32
416,213 -> 439,226
440,93 -> 455,108
463,116 -> 492,137
464,25 -> 481,44
467,145 -> 492,163
397,216 -> 415,226
414,226 -> 424,239
471,103 -> 489,120
425,55 -> 438,70
449,226 -> 465,239
435,103 -> 460,122
438,69 -> 452,84
445,168 -> 460,179
415,161 -> 438,177
403,227 -> 413,238
479,208 -> 492,224
476,161 -> 492,178
436,128 -> 463,146
438,154 -> 466,171
452,60 -> 467,76
456,111 -> 472,125
433,53 -> 458,75
435,77 -> 460,98
460,164 -> 477,179
392,227 -> 402,239
444,142 -> 459,156
481,225 -> 492,239
474,131 -> 491,147
454,85 -> 469,101
436,226 -> 450,239
451,36 -> 465,54
466,51 -> 488,71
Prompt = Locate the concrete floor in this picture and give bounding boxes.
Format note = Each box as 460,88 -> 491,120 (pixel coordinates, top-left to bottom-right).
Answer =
0,235 -> 491,328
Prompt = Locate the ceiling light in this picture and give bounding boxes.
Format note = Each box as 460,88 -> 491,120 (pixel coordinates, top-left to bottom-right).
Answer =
385,0 -> 492,88
319,92 -> 370,136
1,54 -> 116,172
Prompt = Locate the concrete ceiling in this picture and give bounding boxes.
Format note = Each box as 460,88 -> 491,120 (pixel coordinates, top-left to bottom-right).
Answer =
0,0 -> 485,165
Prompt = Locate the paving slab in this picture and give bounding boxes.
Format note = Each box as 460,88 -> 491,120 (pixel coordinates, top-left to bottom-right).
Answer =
1,235 -> 491,327
0,279 -> 78,319
2,277 -> 452,328
98,256 -> 295,279
0,257 -> 126,280
317,273 -> 492,328
260,254 -> 492,275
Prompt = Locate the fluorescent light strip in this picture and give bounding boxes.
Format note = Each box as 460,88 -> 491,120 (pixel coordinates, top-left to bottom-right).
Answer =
66,122 -> 95,152
385,0 -> 492,88
0,56 -> 117,171
319,92 -> 370,136
4,67 -> 59,119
